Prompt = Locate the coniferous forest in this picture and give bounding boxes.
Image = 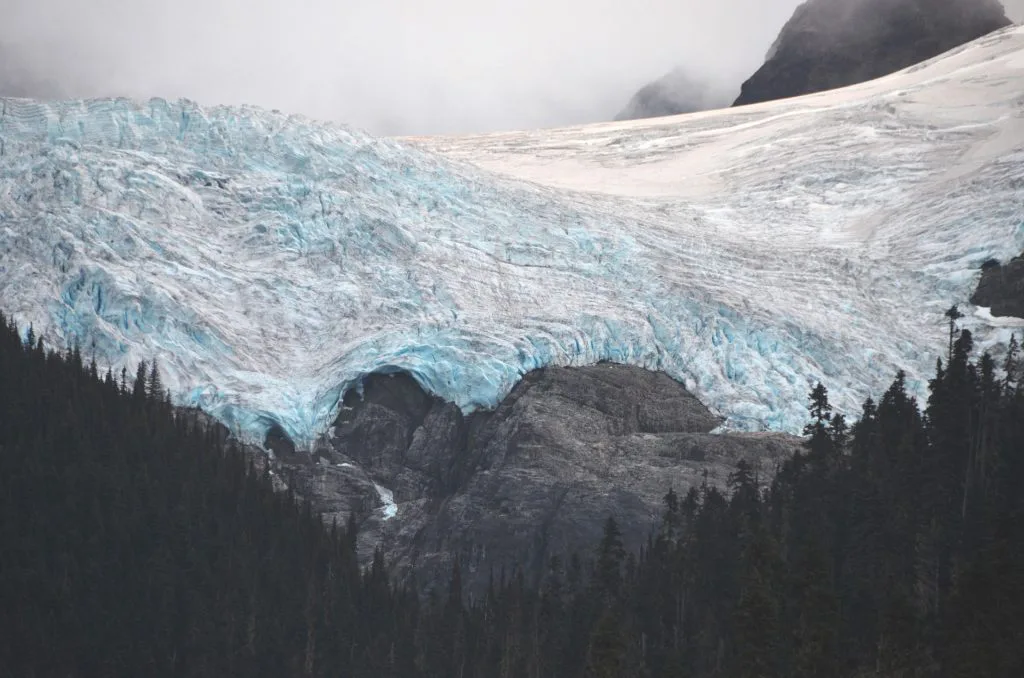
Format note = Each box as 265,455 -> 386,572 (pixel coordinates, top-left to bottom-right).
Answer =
1,310 -> 1022,677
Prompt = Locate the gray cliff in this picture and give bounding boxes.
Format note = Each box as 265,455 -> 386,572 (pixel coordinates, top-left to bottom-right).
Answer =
276,364 -> 802,596
972,255 -> 1024,319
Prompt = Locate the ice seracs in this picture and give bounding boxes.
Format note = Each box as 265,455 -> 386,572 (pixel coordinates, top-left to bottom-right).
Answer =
2,27 -> 1023,447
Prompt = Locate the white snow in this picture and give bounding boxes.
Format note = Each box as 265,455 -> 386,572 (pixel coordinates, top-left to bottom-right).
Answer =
974,307 -> 1024,329
1,27 -> 1023,446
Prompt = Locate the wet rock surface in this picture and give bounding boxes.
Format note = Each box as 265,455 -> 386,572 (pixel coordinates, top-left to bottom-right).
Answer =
971,254 -> 1024,319
279,364 -> 802,596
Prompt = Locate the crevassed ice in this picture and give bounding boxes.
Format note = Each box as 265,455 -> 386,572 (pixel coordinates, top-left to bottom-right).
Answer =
2,26 -> 1023,448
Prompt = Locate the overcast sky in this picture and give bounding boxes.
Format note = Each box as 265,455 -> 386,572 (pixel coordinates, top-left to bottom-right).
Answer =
2,0 -> 1022,136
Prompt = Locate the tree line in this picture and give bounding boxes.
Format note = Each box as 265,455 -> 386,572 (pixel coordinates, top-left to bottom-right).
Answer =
1,310 -> 1021,676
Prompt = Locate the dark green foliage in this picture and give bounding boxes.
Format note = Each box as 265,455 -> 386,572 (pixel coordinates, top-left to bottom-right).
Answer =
0,314 -> 403,678
593,517 -> 626,603
2,311 -> 1022,677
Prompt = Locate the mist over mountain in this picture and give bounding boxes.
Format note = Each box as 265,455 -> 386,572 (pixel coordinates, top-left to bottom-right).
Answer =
733,0 -> 1012,106
616,0 -> 1016,121
3,1 -> 1022,132
0,0 -> 804,135
4,22 -> 1023,599
2,1 -> 1024,671
613,69 -> 729,122
0,44 -> 63,100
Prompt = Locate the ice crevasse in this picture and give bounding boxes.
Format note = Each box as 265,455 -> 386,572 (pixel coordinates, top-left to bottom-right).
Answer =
2,26 -> 1024,448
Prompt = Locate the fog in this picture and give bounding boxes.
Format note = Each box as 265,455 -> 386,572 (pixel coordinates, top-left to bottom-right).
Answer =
1006,0 -> 1024,22
1,0 -> 1022,136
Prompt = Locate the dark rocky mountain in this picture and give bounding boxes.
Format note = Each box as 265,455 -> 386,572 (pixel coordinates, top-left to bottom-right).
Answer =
615,0 -> 1010,121
972,254 -> 1024,318
614,69 -> 723,121
271,364 -> 801,596
733,0 -> 1012,106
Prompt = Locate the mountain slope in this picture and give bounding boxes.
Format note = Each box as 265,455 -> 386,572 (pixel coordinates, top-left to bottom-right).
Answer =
614,69 -> 722,121
287,364 -> 798,594
3,27 -> 1024,451
733,0 -> 1012,107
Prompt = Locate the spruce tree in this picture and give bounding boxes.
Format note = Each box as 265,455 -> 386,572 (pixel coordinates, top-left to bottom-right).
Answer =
132,360 -> 148,401
945,304 -> 964,362
594,517 -> 626,604
1004,334 -> 1020,394
148,358 -> 164,402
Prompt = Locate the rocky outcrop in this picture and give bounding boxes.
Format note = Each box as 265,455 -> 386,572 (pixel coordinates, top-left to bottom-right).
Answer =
615,69 -> 722,121
280,364 -> 802,596
733,0 -> 1011,107
972,254 -> 1024,318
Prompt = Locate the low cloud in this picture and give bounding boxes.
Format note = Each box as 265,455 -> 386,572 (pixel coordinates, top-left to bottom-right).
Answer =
1,0 -> 1019,135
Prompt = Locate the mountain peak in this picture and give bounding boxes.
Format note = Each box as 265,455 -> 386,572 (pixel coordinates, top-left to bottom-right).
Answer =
613,69 -> 722,122
734,0 -> 1012,106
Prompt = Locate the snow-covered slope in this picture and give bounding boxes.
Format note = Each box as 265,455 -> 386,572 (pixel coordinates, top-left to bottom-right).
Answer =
2,27 -> 1023,447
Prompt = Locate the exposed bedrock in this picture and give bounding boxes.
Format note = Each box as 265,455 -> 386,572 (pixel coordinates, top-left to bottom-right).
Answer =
972,254 -> 1024,319
279,364 -> 801,596
733,0 -> 1011,107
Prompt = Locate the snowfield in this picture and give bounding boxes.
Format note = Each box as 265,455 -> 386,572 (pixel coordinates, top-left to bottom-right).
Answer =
2,27 -> 1023,447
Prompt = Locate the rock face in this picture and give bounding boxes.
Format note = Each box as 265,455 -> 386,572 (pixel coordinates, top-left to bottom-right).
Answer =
972,254 -> 1024,318
282,365 -> 802,596
733,0 -> 1011,107
615,69 -> 722,121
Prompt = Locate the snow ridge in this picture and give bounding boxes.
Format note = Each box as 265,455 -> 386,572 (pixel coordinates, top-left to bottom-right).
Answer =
2,27 -> 1024,447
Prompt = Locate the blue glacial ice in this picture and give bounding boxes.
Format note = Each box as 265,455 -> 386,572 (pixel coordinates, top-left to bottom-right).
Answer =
2,26 -> 1024,448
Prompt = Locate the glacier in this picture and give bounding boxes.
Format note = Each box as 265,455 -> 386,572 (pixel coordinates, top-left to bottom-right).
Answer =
2,26 -> 1023,448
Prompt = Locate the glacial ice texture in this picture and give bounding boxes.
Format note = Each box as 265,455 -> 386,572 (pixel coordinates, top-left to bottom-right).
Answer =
2,26 -> 1024,446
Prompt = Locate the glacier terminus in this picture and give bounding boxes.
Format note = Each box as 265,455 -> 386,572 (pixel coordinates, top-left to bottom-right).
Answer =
2,27 -> 1023,449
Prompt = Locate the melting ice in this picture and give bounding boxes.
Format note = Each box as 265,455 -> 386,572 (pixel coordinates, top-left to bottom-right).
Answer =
1,27 -> 1023,447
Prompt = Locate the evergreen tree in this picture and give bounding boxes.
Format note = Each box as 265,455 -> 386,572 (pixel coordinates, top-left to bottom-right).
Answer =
1004,334 -> 1020,394
945,304 -> 964,362
585,611 -> 627,678
803,383 -> 832,435
593,517 -> 626,604
148,358 -> 164,401
2,309 -> 1022,678
132,360 -> 148,401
